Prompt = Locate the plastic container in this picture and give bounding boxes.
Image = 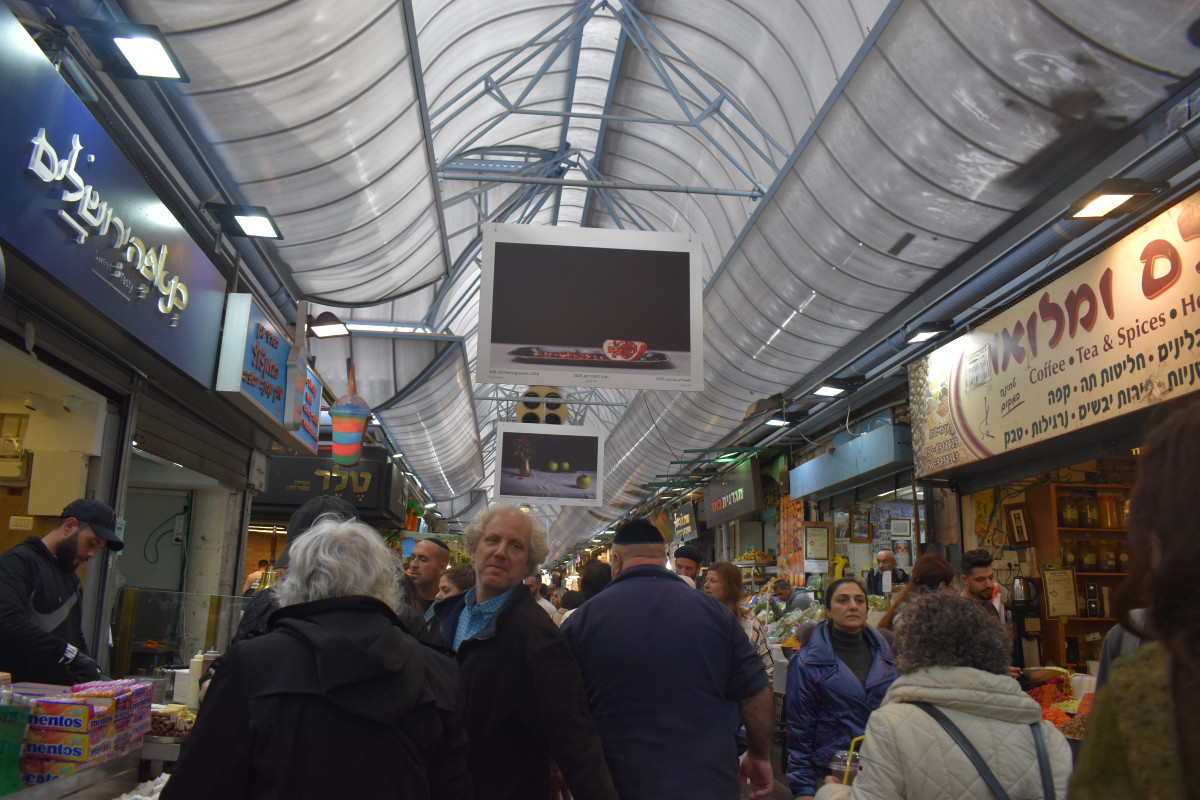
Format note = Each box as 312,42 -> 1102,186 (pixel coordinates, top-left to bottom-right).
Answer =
829,750 -> 861,785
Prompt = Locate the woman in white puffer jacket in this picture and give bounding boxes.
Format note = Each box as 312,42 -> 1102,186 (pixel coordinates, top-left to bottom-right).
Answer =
816,592 -> 1072,800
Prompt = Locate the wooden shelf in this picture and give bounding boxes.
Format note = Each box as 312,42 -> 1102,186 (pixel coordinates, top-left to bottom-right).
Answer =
1027,482 -> 1132,669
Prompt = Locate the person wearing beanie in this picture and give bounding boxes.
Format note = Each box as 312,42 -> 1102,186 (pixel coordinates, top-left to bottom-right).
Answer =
562,518 -> 776,800
673,544 -> 704,585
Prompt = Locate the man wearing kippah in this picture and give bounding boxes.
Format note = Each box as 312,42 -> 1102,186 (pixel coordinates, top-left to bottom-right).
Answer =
562,518 -> 776,800
0,498 -> 123,684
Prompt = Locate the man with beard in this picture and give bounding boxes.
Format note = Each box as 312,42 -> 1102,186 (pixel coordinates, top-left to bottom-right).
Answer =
0,499 -> 123,683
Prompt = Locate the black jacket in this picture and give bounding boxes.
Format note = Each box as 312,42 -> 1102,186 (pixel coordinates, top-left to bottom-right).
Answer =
163,596 -> 471,800
0,536 -> 88,683
431,588 -> 617,800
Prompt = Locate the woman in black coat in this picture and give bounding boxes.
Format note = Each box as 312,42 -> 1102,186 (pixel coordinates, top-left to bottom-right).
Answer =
163,518 -> 471,800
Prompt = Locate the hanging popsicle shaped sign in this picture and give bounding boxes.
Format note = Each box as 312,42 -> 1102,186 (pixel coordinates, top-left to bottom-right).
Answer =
329,358 -> 370,467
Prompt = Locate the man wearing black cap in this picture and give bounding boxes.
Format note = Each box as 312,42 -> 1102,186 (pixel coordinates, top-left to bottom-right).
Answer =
0,498 -> 122,684
673,543 -> 704,586
561,518 -> 776,800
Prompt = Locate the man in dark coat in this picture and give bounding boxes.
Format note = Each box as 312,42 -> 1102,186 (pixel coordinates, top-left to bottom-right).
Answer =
561,519 -> 776,800
163,518 -> 470,800
430,504 -> 617,800
0,499 -> 122,683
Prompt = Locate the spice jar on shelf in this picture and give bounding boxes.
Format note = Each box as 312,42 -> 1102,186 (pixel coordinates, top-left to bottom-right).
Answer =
1078,493 -> 1100,528
1061,540 -> 1079,571
1097,492 -> 1119,529
1057,494 -> 1080,527
1077,538 -> 1099,572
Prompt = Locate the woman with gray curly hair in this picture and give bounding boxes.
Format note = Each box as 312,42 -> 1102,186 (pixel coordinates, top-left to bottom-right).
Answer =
163,518 -> 471,800
815,592 -> 1072,800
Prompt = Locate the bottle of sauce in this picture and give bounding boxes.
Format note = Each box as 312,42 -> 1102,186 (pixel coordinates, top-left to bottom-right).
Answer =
1058,494 -> 1079,527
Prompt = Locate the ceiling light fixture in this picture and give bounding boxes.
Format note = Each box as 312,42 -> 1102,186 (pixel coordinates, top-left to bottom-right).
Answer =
308,311 -> 349,338
423,501 -> 437,509
75,21 -> 189,81
904,321 -> 954,345
764,414 -> 790,427
813,379 -> 850,398
204,203 -> 283,239
1067,178 -> 1166,220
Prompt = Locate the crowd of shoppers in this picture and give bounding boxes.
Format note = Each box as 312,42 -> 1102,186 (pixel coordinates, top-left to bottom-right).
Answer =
155,399 -> 1200,800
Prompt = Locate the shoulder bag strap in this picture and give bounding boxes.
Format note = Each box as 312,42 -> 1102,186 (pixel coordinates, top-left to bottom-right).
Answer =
912,702 -> 1011,800
1030,721 -> 1055,799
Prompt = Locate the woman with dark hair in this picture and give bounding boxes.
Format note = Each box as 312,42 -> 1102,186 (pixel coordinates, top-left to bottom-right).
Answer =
559,559 -> 612,625
814,592 -> 1071,799
1071,402 -> 1200,799
554,589 -> 583,626
704,561 -> 772,680
784,578 -> 898,799
877,553 -> 955,631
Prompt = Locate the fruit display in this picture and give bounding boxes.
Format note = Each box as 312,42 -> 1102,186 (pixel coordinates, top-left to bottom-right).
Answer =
602,339 -> 648,361
575,474 -> 592,489
737,549 -> 770,562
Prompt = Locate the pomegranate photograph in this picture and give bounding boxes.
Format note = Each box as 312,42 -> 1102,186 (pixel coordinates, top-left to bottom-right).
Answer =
479,224 -> 703,391
601,339 -> 648,361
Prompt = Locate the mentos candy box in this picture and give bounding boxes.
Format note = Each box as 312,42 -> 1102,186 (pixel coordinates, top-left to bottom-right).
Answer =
29,696 -> 114,733
19,757 -> 88,786
22,726 -> 113,762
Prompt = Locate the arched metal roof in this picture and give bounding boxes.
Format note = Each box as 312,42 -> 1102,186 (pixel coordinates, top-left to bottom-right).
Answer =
25,0 -> 1200,557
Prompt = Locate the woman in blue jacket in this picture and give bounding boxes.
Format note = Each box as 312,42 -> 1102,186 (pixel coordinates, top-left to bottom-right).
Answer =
784,578 -> 898,799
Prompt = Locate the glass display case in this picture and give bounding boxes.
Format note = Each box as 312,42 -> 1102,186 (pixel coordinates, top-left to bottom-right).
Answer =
110,588 -> 254,678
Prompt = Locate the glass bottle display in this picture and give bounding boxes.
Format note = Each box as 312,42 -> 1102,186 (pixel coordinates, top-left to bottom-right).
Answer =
1097,492 -> 1119,529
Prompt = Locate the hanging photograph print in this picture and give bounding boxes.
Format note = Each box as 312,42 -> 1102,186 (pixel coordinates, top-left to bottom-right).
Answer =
494,422 -> 604,507
478,223 -> 703,391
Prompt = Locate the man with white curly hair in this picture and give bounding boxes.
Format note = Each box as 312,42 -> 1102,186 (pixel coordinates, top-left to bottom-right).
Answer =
429,504 -> 617,800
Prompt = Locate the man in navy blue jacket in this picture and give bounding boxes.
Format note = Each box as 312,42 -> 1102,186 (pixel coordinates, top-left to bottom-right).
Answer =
561,519 -> 775,800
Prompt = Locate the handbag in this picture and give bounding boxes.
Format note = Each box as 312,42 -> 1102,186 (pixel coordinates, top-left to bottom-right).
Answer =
911,702 -> 1055,800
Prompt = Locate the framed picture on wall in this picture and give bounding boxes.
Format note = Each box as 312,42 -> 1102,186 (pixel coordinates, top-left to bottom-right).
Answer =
1005,503 -> 1033,547
889,518 -> 912,538
833,510 -> 851,540
850,511 -> 873,543
803,523 -> 831,561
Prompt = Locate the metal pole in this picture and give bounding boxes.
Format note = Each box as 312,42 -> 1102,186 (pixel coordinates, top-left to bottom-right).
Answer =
437,172 -> 764,198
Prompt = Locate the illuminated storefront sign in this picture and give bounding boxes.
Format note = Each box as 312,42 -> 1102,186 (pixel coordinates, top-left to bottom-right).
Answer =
910,190 -> 1200,476
0,7 -> 225,386
216,294 -> 320,454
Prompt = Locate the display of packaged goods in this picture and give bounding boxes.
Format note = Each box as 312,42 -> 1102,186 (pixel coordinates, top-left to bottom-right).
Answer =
10,683 -> 71,700
29,696 -> 115,733
22,725 -> 113,762
19,756 -> 89,786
